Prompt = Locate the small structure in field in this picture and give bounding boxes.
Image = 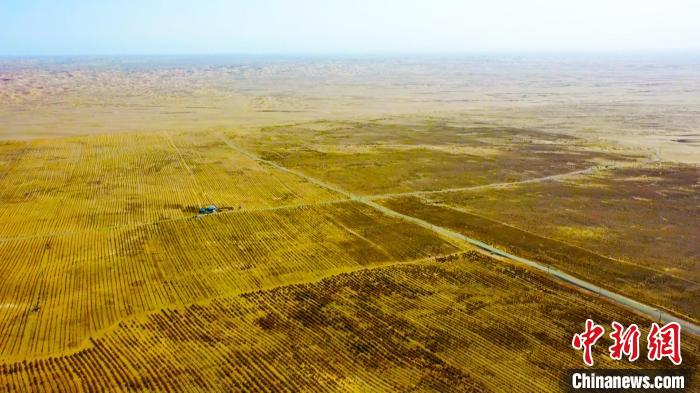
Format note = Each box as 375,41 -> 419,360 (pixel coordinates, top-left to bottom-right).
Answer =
199,204 -> 218,215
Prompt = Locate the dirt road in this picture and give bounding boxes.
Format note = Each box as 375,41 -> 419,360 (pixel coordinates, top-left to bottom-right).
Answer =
218,134 -> 700,335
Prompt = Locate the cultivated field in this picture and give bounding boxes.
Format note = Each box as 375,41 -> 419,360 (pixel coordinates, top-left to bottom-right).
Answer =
2,252 -> 698,392
0,132 -> 340,238
1,56 -> 699,391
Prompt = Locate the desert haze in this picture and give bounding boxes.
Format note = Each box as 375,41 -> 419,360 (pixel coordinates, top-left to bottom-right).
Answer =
1,55 -> 699,162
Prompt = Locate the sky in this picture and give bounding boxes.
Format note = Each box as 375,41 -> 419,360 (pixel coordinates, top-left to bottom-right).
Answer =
1,0 -> 699,55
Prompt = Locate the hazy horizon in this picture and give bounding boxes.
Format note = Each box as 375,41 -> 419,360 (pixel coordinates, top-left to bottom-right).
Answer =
2,50 -> 700,58
2,0 -> 700,56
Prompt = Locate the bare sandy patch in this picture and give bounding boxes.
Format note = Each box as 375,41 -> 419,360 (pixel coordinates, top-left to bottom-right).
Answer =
554,226 -> 609,242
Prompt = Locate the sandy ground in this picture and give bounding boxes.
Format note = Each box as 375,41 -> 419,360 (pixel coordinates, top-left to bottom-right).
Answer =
1,54 -> 698,162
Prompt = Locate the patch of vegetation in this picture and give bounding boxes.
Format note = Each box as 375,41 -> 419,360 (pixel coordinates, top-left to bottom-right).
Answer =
229,121 -> 638,195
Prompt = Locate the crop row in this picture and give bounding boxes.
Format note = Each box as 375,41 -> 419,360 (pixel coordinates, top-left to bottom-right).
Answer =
0,132 -> 340,239
3,253 -> 696,392
0,201 -> 456,361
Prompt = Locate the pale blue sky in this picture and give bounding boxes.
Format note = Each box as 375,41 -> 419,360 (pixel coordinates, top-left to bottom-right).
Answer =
1,0 -> 699,55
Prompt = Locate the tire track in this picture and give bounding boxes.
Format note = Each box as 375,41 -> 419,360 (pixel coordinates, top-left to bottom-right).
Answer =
217,133 -> 700,336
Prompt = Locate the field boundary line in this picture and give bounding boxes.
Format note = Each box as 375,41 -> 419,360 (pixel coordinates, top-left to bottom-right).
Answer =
365,166 -> 600,200
325,215 -> 397,262
363,159 -> 654,201
1,251 -> 467,364
162,131 -> 208,208
0,198 -> 351,243
364,197 -> 700,334
217,132 -> 700,336
428,201 -> 700,287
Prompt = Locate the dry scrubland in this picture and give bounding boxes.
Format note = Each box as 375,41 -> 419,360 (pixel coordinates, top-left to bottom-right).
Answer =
1,56 -> 699,391
230,121 -> 639,195
382,166 -> 700,319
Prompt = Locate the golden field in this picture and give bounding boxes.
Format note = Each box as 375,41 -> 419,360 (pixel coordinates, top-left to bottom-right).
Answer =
1,56 -> 698,391
3,252 -> 698,392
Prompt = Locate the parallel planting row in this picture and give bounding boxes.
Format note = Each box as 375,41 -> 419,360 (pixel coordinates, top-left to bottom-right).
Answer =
0,201 -> 457,361
0,132 -> 340,239
1,253 -> 697,392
